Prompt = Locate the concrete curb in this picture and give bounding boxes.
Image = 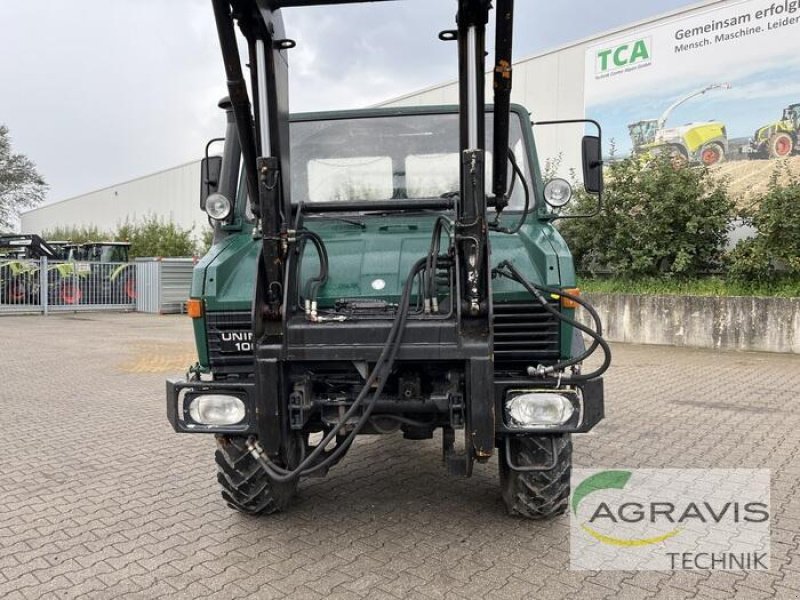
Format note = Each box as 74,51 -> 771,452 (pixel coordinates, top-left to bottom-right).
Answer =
580,293 -> 800,354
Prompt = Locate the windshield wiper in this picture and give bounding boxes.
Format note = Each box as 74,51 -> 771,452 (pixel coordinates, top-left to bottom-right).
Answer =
307,216 -> 367,230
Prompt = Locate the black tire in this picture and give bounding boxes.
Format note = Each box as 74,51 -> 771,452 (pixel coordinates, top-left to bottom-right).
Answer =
215,436 -> 298,515
768,132 -> 793,158
499,434 -> 572,519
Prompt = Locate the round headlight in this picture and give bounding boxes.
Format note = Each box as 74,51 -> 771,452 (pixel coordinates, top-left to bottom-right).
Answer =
188,394 -> 246,425
206,193 -> 232,220
543,178 -> 573,208
506,392 -> 575,427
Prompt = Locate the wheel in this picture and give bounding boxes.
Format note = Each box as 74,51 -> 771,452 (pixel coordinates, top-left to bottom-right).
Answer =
4,279 -> 27,303
59,280 -> 82,305
768,132 -> 793,158
700,142 -> 725,166
215,436 -> 298,515
499,434 -> 572,519
122,273 -> 136,302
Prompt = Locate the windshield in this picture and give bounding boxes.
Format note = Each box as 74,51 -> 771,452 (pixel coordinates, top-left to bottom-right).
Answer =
290,111 -> 531,210
86,245 -> 129,262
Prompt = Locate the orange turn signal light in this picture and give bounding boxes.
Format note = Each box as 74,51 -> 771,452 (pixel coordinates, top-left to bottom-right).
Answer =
186,298 -> 203,318
560,288 -> 580,309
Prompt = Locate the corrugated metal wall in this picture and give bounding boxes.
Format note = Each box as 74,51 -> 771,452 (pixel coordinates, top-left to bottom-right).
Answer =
135,258 -> 194,314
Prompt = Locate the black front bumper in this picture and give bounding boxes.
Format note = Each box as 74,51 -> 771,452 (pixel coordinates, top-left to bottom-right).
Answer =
166,375 -> 603,436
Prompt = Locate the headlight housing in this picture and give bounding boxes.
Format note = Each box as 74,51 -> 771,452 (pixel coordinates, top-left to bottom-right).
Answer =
205,193 -> 232,221
505,392 -> 575,428
543,178 -> 572,208
188,394 -> 246,425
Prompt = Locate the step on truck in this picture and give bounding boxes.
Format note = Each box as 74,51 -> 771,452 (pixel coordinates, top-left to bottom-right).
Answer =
166,0 -> 611,519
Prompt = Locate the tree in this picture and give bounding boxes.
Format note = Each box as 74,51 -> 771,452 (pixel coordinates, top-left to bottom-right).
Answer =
727,164 -> 800,283
0,125 -> 47,230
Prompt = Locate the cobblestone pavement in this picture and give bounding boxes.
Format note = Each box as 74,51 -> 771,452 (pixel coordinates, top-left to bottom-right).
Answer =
1,312 -> 799,600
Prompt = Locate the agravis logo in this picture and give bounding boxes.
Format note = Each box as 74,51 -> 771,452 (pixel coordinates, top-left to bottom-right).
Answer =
570,469 -> 771,570
572,470 -> 682,547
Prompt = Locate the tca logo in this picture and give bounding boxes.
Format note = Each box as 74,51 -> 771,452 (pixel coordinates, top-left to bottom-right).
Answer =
596,38 -> 651,74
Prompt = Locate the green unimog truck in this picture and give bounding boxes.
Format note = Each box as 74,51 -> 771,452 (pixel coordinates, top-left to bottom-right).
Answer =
167,0 -> 610,519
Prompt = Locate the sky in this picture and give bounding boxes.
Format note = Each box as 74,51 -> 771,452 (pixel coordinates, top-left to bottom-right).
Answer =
0,0 -> 700,205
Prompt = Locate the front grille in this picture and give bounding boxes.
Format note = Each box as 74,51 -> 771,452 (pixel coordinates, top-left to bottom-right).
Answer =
205,310 -> 253,376
493,300 -> 561,369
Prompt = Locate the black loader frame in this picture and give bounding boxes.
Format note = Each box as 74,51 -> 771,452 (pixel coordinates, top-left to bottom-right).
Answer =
212,0 -> 512,469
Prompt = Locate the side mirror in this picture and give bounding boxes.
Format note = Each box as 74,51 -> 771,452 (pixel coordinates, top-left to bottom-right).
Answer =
582,135 -> 603,194
200,155 -> 223,210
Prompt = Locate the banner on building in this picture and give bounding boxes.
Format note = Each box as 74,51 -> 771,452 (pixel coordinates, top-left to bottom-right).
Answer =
584,0 -> 800,164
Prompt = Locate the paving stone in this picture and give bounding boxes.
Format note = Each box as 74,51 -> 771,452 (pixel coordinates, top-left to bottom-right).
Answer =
0,313 -> 796,599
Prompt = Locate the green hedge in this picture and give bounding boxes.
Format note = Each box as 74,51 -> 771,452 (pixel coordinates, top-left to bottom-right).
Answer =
42,216 -> 211,258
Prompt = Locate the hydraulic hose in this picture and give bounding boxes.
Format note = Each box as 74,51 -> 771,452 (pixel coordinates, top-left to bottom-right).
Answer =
424,217 -> 453,310
249,257 -> 427,482
494,260 -> 611,382
490,149 -> 530,235
298,230 -> 328,302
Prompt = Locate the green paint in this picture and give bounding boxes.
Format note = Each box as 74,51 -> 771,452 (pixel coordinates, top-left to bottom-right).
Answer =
598,39 -> 650,72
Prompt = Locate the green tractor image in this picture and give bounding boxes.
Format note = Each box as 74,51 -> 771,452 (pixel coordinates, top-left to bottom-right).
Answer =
628,83 -> 731,165
747,103 -> 800,159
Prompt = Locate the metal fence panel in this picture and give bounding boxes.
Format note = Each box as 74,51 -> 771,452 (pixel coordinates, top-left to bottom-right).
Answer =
1,257 -> 136,314
2,257 -> 191,315
0,257 -> 44,314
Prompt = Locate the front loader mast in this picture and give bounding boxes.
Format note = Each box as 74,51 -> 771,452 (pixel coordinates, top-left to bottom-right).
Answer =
209,0 -> 516,462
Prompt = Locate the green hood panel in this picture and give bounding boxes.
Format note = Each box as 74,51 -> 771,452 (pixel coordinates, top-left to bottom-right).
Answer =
197,215 -> 572,310
201,235 -> 259,312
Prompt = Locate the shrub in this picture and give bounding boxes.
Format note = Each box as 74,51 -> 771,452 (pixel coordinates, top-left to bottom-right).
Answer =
560,155 -> 735,279
42,217 -> 197,258
727,164 -> 800,283
116,216 -> 196,258
42,224 -> 111,244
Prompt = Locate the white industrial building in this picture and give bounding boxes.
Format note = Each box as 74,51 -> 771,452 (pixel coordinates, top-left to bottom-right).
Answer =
24,0 -> 770,234
21,160 -> 205,238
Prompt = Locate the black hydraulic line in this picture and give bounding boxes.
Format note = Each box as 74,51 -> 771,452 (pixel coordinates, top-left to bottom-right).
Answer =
249,258 -> 426,481
495,262 -> 600,366
492,0 -> 514,199
211,0 -> 260,215
424,217 -> 453,309
297,230 -> 328,301
494,261 -> 611,381
490,149 -> 529,235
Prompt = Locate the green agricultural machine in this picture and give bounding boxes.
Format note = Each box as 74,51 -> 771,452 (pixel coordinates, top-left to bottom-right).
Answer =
747,103 -> 800,159
628,83 -> 731,165
167,0 -> 610,519
0,234 -> 55,304
75,242 -> 136,304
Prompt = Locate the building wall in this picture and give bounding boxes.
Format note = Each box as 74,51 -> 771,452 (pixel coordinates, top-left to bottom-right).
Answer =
21,160 -> 204,238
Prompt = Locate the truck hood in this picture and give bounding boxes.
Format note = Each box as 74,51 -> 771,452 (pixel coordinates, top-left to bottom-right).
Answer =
301,216 -> 564,304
